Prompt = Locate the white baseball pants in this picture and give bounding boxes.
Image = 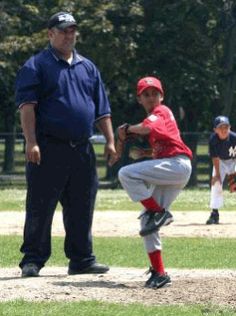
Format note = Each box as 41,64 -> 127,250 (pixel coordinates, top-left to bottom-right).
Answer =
210,159 -> 236,209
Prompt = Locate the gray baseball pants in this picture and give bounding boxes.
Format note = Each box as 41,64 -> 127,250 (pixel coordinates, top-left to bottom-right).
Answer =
118,155 -> 192,252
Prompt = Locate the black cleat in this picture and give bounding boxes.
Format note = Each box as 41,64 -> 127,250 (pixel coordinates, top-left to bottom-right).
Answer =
145,268 -> 171,289
206,211 -> 219,225
139,209 -> 174,236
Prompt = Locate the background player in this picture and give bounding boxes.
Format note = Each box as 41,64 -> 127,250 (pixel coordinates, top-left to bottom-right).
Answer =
206,116 -> 236,224
118,76 -> 192,288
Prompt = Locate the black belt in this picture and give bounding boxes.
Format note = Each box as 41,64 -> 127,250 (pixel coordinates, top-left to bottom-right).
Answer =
44,135 -> 89,147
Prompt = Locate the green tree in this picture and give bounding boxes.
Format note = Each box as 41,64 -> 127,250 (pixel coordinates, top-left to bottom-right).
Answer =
220,0 -> 236,117
0,0 -> 57,172
1,0 -> 236,184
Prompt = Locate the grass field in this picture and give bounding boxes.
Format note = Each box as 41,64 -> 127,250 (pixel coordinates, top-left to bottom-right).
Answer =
1,235 -> 236,269
1,300 -> 234,316
1,235 -> 236,315
1,187 -> 236,315
0,187 -> 235,211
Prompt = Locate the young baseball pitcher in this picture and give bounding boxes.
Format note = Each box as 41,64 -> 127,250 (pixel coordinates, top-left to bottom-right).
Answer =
206,116 -> 236,224
116,76 -> 192,288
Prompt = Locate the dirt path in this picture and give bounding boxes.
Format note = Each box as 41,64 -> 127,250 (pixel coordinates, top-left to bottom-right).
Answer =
1,210 -> 236,306
1,210 -> 236,238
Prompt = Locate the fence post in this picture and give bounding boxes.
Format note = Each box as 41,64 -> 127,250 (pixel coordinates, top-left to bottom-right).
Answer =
3,133 -> 16,173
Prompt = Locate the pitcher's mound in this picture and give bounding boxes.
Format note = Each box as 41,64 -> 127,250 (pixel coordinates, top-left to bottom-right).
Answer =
1,267 -> 236,307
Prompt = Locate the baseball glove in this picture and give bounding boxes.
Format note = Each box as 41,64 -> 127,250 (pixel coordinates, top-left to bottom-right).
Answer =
116,123 -> 138,156
109,123 -> 138,166
227,172 -> 236,193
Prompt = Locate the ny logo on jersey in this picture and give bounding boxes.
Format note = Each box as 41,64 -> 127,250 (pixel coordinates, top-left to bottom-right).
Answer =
229,146 -> 236,157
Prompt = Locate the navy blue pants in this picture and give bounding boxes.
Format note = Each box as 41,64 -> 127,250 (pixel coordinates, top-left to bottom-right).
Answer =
19,136 -> 98,270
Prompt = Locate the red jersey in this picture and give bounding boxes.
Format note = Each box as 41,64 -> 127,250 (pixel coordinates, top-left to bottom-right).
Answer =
142,104 -> 192,159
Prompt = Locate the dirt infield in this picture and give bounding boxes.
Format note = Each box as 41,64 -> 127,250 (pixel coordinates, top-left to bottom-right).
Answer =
1,210 -> 236,238
1,210 -> 236,306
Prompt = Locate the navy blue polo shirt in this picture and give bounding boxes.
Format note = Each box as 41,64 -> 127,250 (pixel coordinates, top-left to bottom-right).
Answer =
15,46 -> 111,141
209,131 -> 236,159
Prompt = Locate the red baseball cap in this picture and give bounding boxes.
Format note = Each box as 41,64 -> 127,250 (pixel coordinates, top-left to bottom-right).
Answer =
137,76 -> 164,96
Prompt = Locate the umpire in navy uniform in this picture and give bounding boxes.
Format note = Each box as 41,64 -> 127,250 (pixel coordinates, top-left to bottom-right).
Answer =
15,12 -> 116,277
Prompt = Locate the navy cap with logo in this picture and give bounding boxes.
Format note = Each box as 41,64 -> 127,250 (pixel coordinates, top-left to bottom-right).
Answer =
48,12 -> 77,30
213,115 -> 230,128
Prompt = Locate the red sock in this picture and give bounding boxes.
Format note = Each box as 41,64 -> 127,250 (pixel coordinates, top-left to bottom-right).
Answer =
141,197 -> 162,212
148,250 -> 165,275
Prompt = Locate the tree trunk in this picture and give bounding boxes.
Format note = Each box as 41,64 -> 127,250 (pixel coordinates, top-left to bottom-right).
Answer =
221,21 -> 236,115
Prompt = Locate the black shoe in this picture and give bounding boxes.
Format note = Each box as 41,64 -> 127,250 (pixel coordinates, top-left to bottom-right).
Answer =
21,263 -> 40,277
139,210 -> 174,236
145,267 -> 171,289
68,262 -> 110,275
206,211 -> 219,225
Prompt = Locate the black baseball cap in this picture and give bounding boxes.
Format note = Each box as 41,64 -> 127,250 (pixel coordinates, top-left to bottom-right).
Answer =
213,115 -> 230,128
48,12 -> 77,30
